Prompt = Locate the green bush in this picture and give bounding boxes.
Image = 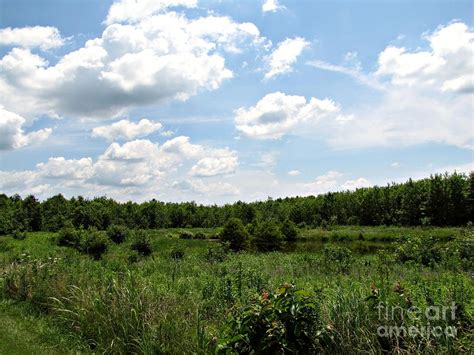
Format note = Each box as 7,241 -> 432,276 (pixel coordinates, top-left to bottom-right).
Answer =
281,219 -> 299,242
217,284 -> 324,353
179,231 -> 194,240
220,218 -> 250,251
170,246 -> 185,260
131,230 -> 153,256
395,236 -> 442,266
106,224 -> 128,244
193,231 -> 206,240
204,245 -> 228,263
253,220 -> 283,252
57,227 -> 81,248
322,245 -> 353,272
12,230 -> 27,240
82,231 -> 108,260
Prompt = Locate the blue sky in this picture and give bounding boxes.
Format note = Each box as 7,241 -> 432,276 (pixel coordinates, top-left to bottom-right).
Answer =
0,0 -> 472,203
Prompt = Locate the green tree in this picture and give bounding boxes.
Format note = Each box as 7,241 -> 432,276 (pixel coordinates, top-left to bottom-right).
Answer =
254,220 -> 283,252
220,218 -> 250,251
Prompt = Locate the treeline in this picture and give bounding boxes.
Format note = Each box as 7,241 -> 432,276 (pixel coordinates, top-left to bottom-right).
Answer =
0,172 -> 472,234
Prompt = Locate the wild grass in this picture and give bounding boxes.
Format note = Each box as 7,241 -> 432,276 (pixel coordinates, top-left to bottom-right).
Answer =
0,226 -> 472,354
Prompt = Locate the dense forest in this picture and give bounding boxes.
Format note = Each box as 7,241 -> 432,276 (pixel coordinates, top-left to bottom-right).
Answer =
1,172 -> 472,234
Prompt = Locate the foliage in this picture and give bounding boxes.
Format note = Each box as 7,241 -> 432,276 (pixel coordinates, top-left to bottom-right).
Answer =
170,246 -> 185,260
82,230 -> 109,260
56,227 -> 82,249
203,245 -> 228,263
130,230 -> 153,256
253,220 -> 284,252
322,245 -> 353,272
0,173 -> 472,236
281,219 -> 299,242
220,218 -> 250,251
12,230 -> 27,240
217,284 -> 324,353
179,231 -> 194,239
106,224 -> 128,244
395,235 -> 442,266
193,231 -> 206,240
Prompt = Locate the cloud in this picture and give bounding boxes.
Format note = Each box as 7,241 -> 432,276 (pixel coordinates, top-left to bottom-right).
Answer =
288,170 -> 301,176
304,171 -> 342,193
37,157 -> 94,180
92,118 -> 163,141
0,107 -> 52,150
304,171 -> 371,194
235,91 -> 339,139
105,0 -> 197,25
0,26 -> 65,50
189,149 -> 238,177
307,21 -> 474,150
391,162 -> 400,168
264,37 -> 309,79
0,11 -> 264,119
262,0 -> 285,13
172,179 -> 239,195
340,177 -> 371,190
375,22 -> 474,93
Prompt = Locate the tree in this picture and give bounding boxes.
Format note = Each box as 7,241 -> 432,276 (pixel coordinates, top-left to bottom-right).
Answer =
220,218 -> 250,251
281,219 -> 299,242
254,220 -> 283,252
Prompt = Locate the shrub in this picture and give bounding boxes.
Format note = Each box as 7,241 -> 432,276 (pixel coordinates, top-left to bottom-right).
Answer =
82,231 -> 108,260
179,231 -> 194,240
204,245 -> 228,263
12,230 -> 27,240
106,224 -> 128,244
193,231 -> 206,240
281,219 -> 299,242
220,218 -> 250,251
170,247 -> 185,260
217,284 -> 324,353
131,230 -> 153,256
253,220 -> 283,252
395,236 -> 442,266
347,216 -> 360,225
57,227 -> 81,248
322,245 -> 353,272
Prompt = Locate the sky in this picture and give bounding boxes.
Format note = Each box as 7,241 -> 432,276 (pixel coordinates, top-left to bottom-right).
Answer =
0,0 -> 473,204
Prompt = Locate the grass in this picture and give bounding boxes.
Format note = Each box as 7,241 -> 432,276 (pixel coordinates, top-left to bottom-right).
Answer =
0,226 -> 472,354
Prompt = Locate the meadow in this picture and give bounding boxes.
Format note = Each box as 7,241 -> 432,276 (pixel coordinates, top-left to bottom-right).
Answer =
0,225 -> 472,354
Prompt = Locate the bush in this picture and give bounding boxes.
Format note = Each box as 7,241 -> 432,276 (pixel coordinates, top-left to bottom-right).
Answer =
82,231 -> 109,260
220,218 -> 250,251
253,220 -> 283,252
281,219 -> 299,242
193,232 -> 206,240
106,224 -> 128,244
12,230 -> 27,240
170,247 -> 185,260
131,231 -> 153,256
322,245 -> 353,272
204,245 -> 228,263
217,284 -> 324,353
179,231 -> 194,240
57,227 -> 81,248
395,236 -> 442,266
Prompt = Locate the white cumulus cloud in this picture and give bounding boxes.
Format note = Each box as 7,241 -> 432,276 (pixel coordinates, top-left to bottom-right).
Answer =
0,26 -> 65,50
0,107 -> 52,150
92,118 -> 163,141
235,91 -> 339,139
262,0 -> 285,13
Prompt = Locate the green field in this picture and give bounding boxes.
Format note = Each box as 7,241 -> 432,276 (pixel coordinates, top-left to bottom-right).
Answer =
0,226 -> 473,354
